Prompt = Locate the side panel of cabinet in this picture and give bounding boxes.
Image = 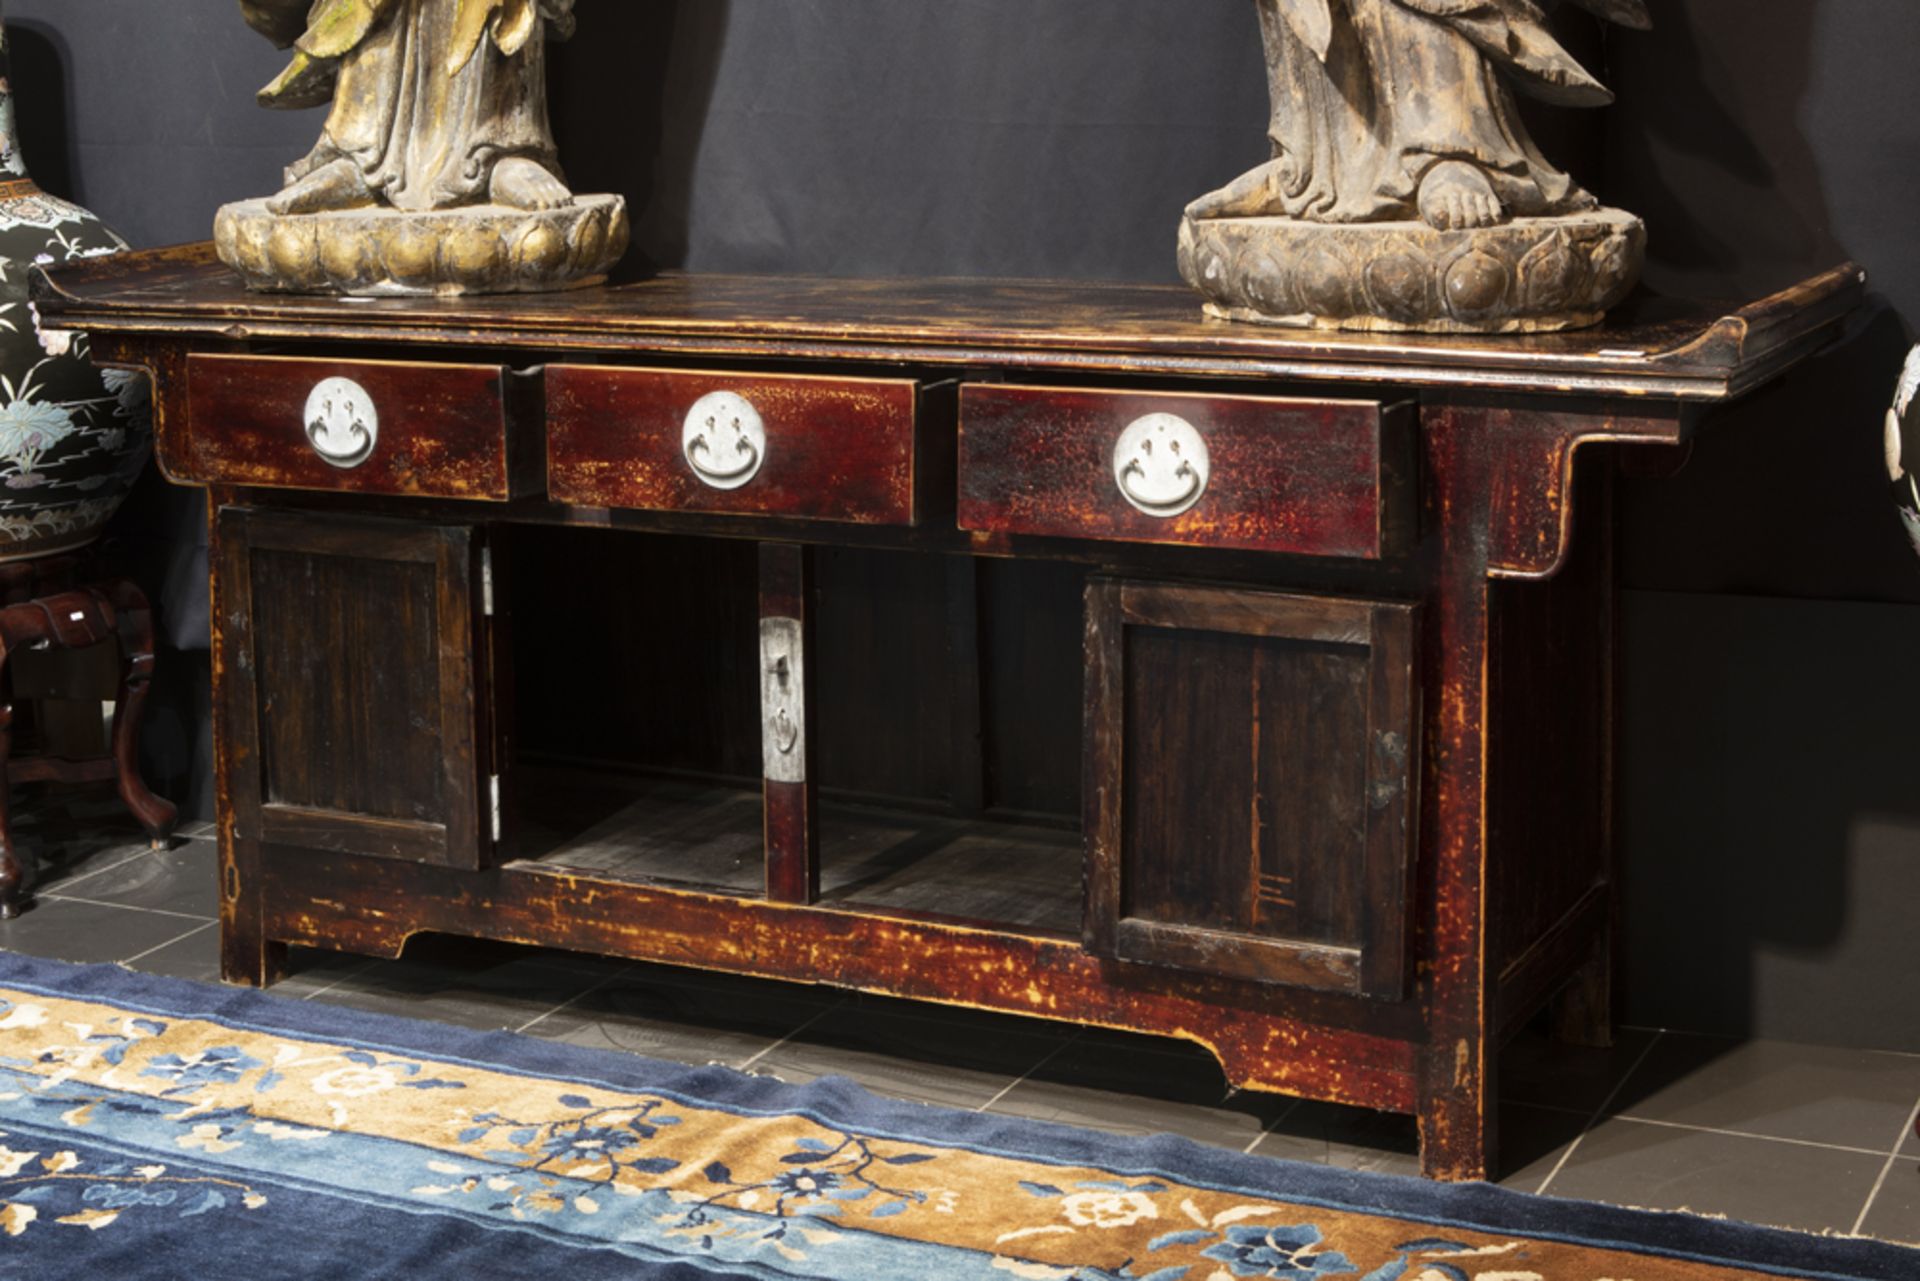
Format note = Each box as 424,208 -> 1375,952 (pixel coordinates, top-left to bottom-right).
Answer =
217,507 -> 492,868
1085,580 -> 1419,1000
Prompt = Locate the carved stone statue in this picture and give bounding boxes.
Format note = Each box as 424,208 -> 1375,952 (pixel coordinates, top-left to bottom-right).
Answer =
217,0 -> 627,296
1179,0 -> 1652,333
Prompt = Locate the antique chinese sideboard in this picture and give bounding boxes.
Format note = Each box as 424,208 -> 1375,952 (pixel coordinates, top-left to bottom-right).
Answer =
36,246 -> 1862,1179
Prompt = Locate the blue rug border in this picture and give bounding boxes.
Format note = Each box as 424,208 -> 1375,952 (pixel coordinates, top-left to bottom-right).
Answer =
3,951 -> 1913,1281
0,1104 -> 825,1281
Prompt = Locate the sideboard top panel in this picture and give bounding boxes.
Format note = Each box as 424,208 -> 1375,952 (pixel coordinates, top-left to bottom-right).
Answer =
36,244 -> 1864,404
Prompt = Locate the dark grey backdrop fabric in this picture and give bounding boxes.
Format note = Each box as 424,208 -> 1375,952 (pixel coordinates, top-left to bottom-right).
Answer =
5,0 -> 1918,1049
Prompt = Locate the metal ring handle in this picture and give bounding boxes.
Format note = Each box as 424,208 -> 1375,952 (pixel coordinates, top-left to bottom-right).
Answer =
683,390 -> 768,491
303,376 -> 379,470
1118,458 -> 1202,516
305,416 -> 374,467
1112,413 -> 1209,518
688,435 -> 762,483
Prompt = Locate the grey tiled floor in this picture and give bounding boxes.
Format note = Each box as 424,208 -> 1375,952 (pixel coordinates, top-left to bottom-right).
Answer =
1,803 -> 1916,1247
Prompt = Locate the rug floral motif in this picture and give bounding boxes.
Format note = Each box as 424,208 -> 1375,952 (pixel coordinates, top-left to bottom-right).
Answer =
0,954 -> 1909,1280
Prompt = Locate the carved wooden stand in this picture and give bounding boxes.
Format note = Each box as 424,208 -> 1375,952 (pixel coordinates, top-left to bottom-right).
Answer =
36,247 -> 1862,1179
0,563 -> 178,917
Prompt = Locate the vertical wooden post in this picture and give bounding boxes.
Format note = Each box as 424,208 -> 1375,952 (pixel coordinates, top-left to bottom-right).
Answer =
760,543 -> 818,904
944,554 -> 986,816
210,491 -> 289,987
1415,401 -> 1497,1181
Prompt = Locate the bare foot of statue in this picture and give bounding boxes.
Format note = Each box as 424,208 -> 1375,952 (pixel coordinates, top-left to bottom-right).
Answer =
1184,158 -> 1292,221
1418,161 -> 1506,231
267,158 -> 375,215
491,158 -> 574,211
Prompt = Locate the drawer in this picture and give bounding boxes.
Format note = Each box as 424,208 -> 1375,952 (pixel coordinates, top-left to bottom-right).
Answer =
959,385 -> 1413,557
547,366 -> 920,525
184,354 -> 526,500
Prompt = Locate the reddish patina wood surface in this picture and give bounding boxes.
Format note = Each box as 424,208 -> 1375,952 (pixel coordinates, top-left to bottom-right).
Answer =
36,248 -> 1865,1182
255,845 -> 1423,1112
184,353 -> 520,500
548,365 -> 918,524
960,385 -> 1411,557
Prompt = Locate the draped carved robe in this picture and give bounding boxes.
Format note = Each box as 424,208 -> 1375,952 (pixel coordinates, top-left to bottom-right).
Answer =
1246,0 -> 1620,223
242,0 -> 571,212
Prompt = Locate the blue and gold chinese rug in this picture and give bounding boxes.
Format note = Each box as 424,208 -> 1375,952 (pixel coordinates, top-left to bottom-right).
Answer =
0,952 -> 1912,1280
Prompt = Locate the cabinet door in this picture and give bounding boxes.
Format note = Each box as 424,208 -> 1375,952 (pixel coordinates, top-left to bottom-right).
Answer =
218,508 -> 495,868
1085,580 -> 1419,999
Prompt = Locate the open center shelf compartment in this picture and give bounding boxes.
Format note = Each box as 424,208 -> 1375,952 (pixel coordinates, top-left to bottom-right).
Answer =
497,529 -> 1088,935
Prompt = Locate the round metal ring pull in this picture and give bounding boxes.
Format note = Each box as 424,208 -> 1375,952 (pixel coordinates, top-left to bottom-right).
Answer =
1113,413 -> 1209,517
683,390 -> 767,490
303,376 -> 378,469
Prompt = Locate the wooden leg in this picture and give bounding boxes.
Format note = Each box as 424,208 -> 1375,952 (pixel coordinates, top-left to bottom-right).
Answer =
219,829 -> 287,987
206,491 -> 284,987
105,582 -> 178,847
1417,1040 -> 1497,1182
1415,402 -> 1502,1184
1552,931 -> 1615,1049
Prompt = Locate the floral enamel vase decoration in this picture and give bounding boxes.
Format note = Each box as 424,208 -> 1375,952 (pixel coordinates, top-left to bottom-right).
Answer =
0,10 -> 151,559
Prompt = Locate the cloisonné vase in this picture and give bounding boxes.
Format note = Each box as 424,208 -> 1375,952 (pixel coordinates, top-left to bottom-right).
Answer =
0,8 -> 151,560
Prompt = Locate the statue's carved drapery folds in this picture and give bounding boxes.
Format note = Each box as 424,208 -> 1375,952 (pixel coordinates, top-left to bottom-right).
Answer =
1180,0 -> 1653,333
240,0 -> 574,214
220,0 -> 627,297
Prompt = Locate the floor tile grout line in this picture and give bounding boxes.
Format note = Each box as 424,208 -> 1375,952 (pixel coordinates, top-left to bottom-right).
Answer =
1509,1093 -> 1914,1157
1850,1093 -> 1920,1236
39,892 -> 214,923
297,958 -> 383,1001
1534,1028 -> 1664,1197
1597,1114 -> 1896,1158
974,1036 -> 1079,1115
119,919 -> 217,966
1243,1097 -> 1302,1157
733,1000 -> 844,1073
1617,1024 -> 1920,1062
514,968 -> 628,1036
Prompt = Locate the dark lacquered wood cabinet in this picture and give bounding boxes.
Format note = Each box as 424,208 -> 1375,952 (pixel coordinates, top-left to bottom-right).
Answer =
38,246 -> 1865,1182
1084,580 -> 1418,1000
216,509 -> 497,869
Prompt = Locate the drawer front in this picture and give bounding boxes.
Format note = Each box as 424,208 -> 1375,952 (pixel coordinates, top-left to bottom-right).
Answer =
185,354 -> 518,500
547,366 -> 919,525
960,385 -> 1411,557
